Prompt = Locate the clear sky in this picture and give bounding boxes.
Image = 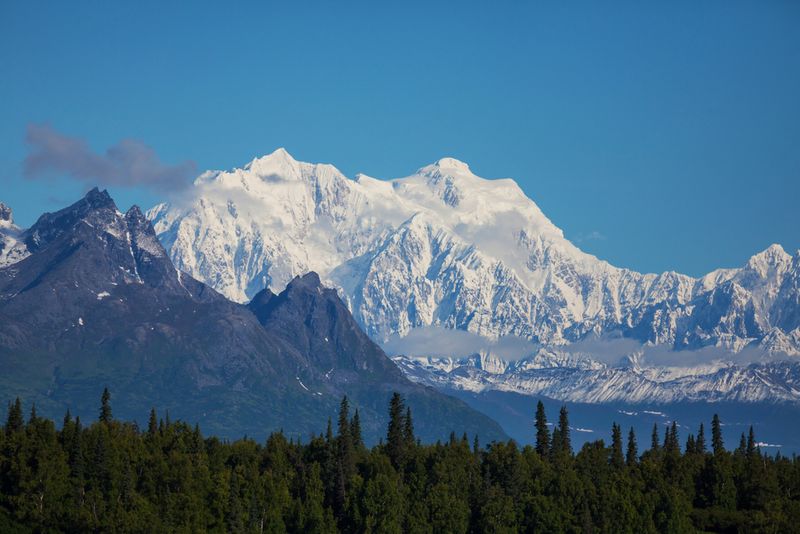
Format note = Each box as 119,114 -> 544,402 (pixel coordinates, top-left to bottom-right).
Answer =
1,1 -> 798,276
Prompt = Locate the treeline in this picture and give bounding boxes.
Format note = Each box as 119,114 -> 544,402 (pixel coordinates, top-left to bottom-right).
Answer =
1,391 -> 799,533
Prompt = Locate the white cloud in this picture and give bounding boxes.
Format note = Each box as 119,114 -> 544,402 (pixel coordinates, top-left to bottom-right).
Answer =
382,326 -> 536,361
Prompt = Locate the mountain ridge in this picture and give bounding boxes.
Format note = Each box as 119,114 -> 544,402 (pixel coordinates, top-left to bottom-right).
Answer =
0,188 -> 507,443
140,149 -> 800,359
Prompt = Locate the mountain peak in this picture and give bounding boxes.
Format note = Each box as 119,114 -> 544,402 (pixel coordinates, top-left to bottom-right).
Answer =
249,147 -> 297,167
0,203 -> 12,224
84,187 -> 115,210
241,147 -> 304,181
125,205 -> 146,221
763,243 -> 786,255
434,157 -> 471,172
416,157 -> 476,180
748,243 -> 791,269
288,271 -> 323,290
25,187 -> 120,253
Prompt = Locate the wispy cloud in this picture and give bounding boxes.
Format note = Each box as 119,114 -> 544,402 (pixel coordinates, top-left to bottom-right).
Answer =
384,325 -> 786,369
574,230 -> 607,244
23,124 -> 196,192
559,334 -> 786,367
382,326 -> 536,361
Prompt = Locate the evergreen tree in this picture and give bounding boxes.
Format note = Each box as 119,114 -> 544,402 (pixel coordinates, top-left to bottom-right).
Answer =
5,397 -> 23,433
147,408 -> 158,436
557,405 -> 571,455
534,400 -> 550,458
736,433 -> 747,456
610,423 -> 624,468
746,425 -> 757,458
0,390 -> 796,533
99,387 -> 112,424
62,409 -> 72,428
350,409 -> 363,449
325,418 -> 334,444
711,414 -> 724,455
550,428 -> 562,458
336,396 -> 355,492
685,434 -> 696,455
386,392 -> 406,469
664,421 -> 679,455
626,426 -> 638,466
337,396 -> 350,440
696,423 -> 706,454
403,406 -> 415,448
650,423 -> 660,452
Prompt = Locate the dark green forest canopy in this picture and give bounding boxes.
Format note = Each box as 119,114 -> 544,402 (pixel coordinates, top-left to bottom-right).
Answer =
1,392 -> 799,533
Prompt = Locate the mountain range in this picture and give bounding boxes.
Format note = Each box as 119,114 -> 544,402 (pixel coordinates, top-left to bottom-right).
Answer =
2,148 -> 799,448
141,149 -> 800,409
0,189 -> 505,443
148,149 -> 800,358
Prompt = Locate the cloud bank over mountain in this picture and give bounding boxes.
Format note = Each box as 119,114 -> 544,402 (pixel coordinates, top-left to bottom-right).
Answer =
23,124 -> 196,193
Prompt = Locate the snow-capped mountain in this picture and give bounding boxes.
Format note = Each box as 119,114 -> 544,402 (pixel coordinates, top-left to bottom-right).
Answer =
392,350 -> 800,404
147,148 -> 800,359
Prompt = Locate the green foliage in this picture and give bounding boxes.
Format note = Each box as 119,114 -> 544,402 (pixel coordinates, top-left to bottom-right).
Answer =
0,397 -> 797,533
99,388 -> 112,425
534,400 -> 549,458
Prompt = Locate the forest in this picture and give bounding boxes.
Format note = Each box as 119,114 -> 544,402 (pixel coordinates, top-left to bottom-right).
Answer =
1,389 -> 799,533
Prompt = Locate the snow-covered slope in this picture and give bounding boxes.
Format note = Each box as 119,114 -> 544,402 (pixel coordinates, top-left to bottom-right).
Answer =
0,203 -> 30,268
393,349 -> 800,404
149,148 -> 800,359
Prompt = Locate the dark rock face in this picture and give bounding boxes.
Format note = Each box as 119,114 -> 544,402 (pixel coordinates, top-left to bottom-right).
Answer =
0,189 -> 506,444
248,272 -> 406,381
0,203 -> 11,223
245,273 -> 503,442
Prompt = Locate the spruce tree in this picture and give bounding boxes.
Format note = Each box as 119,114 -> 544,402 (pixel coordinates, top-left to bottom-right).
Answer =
350,409 -> 363,449
746,426 -> 757,458
557,405 -> 571,455
386,392 -> 406,469
711,414 -> 724,455
696,423 -> 707,454
148,408 -> 158,436
626,427 -> 638,466
534,401 -> 550,458
5,397 -> 23,433
650,423 -> 660,452
338,396 -> 350,439
62,409 -> 72,428
664,421 -> 679,455
337,396 -> 355,482
68,416 -> 85,493
685,434 -> 696,455
736,433 -> 747,456
403,406 -> 415,448
99,387 -> 112,424
550,428 -> 562,458
610,423 -> 624,468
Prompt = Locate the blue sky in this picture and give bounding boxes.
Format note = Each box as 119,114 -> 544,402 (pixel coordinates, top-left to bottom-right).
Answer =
1,1 -> 798,276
